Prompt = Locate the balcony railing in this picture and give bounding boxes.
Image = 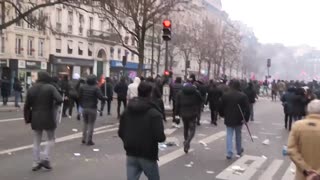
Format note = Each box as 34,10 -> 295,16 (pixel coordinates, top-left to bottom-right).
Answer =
87,29 -> 121,43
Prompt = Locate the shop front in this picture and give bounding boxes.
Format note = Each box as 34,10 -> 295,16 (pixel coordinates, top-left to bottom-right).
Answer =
109,60 -> 150,82
49,55 -> 94,79
0,59 -> 9,79
17,60 -> 47,90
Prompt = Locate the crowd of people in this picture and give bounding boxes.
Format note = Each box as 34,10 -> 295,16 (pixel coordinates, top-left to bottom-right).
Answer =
13,70 -> 320,180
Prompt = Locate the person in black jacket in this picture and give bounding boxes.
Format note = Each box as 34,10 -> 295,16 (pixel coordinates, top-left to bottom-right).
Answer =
78,75 -> 107,146
100,77 -> 113,116
24,71 -> 63,171
114,77 -> 128,118
206,81 -> 223,126
219,79 -> 250,160
170,77 -> 183,124
118,82 -> 165,180
59,75 -> 70,118
1,76 -> 10,106
243,82 -> 258,121
13,77 -> 23,107
68,73 -> 81,118
281,87 -> 296,130
176,81 -> 203,153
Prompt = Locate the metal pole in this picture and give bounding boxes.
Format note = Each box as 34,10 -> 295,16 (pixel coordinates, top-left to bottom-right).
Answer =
267,67 -> 270,77
165,41 -> 169,71
151,17 -> 155,76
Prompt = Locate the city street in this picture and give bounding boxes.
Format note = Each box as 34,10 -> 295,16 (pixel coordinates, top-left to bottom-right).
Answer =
0,98 -> 296,180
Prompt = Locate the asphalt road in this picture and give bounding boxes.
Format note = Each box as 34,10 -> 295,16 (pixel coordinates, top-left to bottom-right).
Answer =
0,98 -> 297,180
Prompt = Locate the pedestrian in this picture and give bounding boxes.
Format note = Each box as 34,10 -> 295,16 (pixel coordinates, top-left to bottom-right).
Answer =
1,76 -> 10,106
127,77 -> 141,100
100,77 -> 113,116
219,79 -> 250,160
78,75 -> 107,146
59,75 -> 70,118
278,80 -> 286,98
114,77 -> 128,119
170,77 -> 183,124
287,99 -> 320,180
176,80 -> 202,153
118,82 -> 166,180
281,87 -> 297,131
293,87 -> 307,121
13,77 -> 23,108
271,80 -> 278,101
24,71 -> 63,171
243,82 -> 258,121
68,73 -> 81,118
206,81 -> 223,126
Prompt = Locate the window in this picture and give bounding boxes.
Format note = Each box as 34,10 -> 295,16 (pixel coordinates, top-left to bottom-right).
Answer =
78,42 -> 83,55
88,43 -> 93,56
79,14 -> 84,35
68,11 -> 73,34
89,17 -> 93,29
56,39 -> 61,53
15,4 -> 23,27
110,47 -> 114,58
0,36 -> 4,53
15,35 -> 23,55
56,8 -> 62,32
100,20 -> 104,31
27,37 -> 34,56
67,40 -> 73,54
117,48 -> 121,59
131,37 -> 135,46
124,36 -> 129,45
131,52 -> 134,61
27,15 -> 34,29
38,39 -> 44,57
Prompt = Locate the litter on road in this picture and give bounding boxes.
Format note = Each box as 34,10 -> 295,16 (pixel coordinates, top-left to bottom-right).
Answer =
262,139 -> 270,145
74,153 -> 81,156
72,129 -> 78,132
199,141 -> 208,147
206,170 -> 215,174
93,149 -> 100,152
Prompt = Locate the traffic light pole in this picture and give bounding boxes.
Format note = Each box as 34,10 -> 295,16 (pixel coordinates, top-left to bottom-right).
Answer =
165,40 -> 169,71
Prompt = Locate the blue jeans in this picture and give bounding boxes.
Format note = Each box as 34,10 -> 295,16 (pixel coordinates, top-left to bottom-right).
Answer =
226,126 -> 243,157
14,91 -> 21,107
126,156 -> 160,180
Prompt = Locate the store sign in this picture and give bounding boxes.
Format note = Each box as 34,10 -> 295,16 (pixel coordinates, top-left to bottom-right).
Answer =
0,60 -> 7,67
41,62 -> 47,70
25,61 -> 41,69
18,60 -> 26,68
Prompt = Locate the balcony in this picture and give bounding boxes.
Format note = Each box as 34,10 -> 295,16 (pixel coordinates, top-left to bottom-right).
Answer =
87,29 -> 121,45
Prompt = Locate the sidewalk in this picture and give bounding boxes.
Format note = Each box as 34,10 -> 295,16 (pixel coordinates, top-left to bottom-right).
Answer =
0,102 -> 23,112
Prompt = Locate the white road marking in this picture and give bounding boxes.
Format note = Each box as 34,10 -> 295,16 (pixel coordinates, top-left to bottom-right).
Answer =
216,155 -> 267,180
159,131 -> 226,167
0,124 -> 119,155
258,159 -> 284,180
164,128 -> 177,135
259,132 -> 277,135
281,162 -> 296,180
0,118 -> 24,123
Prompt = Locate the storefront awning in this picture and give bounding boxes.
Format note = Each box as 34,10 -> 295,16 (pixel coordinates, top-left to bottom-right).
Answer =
110,60 -> 149,70
49,55 -> 94,66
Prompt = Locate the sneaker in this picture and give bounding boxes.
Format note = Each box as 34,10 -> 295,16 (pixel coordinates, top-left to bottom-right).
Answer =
226,156 -> 232,160
81,140 -> 86,144
32,164 -> 42,171
197,121 -> 201,126
184,142 -> 190,154
40,160 -> 52,170
87,141 -> 95,146
237,148 -> 244,156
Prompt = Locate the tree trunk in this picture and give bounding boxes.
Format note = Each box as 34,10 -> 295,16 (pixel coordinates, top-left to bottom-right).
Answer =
137,28 -> 146,76
198,60 -> 202,78
207,61 -> 211,80
156,45 -> 161,75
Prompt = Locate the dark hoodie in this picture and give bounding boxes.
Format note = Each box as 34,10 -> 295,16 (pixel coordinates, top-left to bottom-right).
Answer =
78,75 -> 105,109
118,97 -> 166,161
175,85 -> 203,119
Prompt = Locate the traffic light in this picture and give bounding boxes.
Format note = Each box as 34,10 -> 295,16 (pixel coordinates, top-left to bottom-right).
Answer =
122,55 -> 127,66
164,70 -> 170,76
162,20 -> 171,41
267,58 -> 271,68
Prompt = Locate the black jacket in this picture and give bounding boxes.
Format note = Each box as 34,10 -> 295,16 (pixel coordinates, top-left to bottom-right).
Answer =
79,76 -> 105,109
13,81 -> 23,92
170,83 -> 183,102
101,82 -> 113,100
207,86 -> 223,109
118,97 -> 166,161
219,89 -> 250,127
24,72 -> 63,130
243,87 -> 257,104
114,82 -> 128,100
1,79 -> 10,96
176,85 -> 203,119
68,79 -> 80,99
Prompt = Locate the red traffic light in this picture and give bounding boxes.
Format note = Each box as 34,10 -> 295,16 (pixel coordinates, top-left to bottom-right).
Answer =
164,70 -> 170,76
163,20 -> 171,28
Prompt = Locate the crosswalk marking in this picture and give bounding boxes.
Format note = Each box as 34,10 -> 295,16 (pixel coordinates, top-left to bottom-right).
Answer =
216,155 -> 267,180
281,162 -> 296,180
258,159 -> 284,180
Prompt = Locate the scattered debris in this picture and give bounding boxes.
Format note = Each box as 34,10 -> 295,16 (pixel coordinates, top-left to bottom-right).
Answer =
74,153 -> 81,157
159,143 -> 167,151
262,155 -> 267,159
262,139 -> 270,145
185,161 -> 194,167
72,129 -> 78,132
199,141 -> 208,147
231,166 -> 246,172
93,149 -> 100,152
204,147 -> 211,150
206,170 -> 215,174
7,152 -> 12,155
252,136 -> 259,139
290,168 -> 296,174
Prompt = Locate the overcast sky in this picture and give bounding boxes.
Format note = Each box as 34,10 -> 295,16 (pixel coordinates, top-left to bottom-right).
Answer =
222,0 -> 320,48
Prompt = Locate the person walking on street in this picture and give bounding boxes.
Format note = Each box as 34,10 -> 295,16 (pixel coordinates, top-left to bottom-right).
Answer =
219,80 -> 250,160
207,81 -> 223,126
100,77 -> 113,116
13,77 -> 23,107
78,75 -> 107,146
68,73 -> 81,118
59,75 -> 70,118
118,82 -> 166,180
24,71 -> 63,171
1,76 -> 10,106
170,77 -> 184,125
127,77 -> 141,100
114,77 -> 128,119
176,80 -> 203,153
271,80 -> 278,101
244,82 -> 258,121
287,99 -> 320,180
281,87 -> 297,131
278,80 -> 286,99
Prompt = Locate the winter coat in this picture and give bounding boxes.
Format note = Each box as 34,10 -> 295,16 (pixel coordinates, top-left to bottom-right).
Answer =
170,83 -> 183,102
281,91 -> 296,115
176,85 -> 203,119
244,87 -> 257,104
78,75 -> 105,109
114,82 -> 128,100
287,114 -> 320,180
219,89 -> 250,127
1,79 -> 10,97
118,97 -> 166,161
68,79 -> 80,99
128,77 -> 141,99
24,72 -> 63,130
13,81 -> 23,92
207,86 -> 223,110
101,82 -> 113,100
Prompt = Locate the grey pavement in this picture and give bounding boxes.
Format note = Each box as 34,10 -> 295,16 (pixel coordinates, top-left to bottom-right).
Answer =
0,99 -> 297,180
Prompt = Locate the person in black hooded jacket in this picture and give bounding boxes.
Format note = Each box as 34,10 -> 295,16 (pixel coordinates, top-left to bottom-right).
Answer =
206,81 -> 223,126
78,75 -> 106,146
243,82 -> 258,121
176,81 -> 202,154
118,82 -> 165,180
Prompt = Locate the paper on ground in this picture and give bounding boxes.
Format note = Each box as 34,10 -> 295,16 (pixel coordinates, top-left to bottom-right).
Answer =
74,153 -> 81,156
262,139 -> 270,145
93,149 -> 100,152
